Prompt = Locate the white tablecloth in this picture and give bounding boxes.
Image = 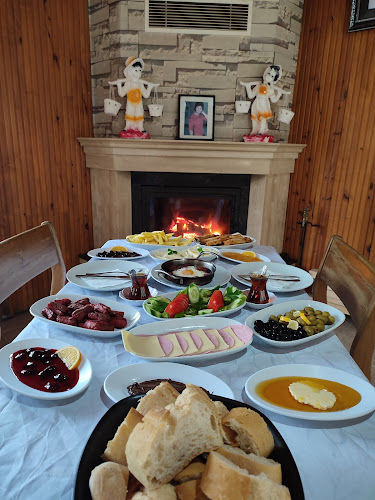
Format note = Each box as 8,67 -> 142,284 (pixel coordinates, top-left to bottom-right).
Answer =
0,242 -> 374,500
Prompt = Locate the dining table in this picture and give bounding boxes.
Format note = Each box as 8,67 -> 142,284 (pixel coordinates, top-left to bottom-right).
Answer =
0,240 -> 374,500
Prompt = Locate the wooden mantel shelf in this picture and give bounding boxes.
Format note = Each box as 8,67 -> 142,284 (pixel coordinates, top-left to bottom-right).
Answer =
78,138 -> 306,251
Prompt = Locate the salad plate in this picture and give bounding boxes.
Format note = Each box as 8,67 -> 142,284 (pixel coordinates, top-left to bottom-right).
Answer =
67,261 -> 150,292
30,293 -> 141,338
75,394 -> 304,500
231,262 -> 313,293
151,263 -> 231,290
245,299 -> 345,348
103,362 -> 234,402
149,245 -> 219,263
142,286 -> 246,320
245,364 -> 375,422
0,338 -> 92,401
87,247 -> 149,260
122,317 -> 253,363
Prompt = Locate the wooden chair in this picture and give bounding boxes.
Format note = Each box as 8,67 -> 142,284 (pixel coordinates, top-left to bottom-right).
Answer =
312,235 -> 375,382
0,221 -> 66,305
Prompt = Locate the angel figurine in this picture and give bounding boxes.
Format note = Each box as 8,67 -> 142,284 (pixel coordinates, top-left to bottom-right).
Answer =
109,56 -> 160,139
240,65 -> 290,141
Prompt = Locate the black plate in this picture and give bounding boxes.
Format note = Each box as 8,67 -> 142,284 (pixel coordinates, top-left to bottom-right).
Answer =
75,395 -> 304,500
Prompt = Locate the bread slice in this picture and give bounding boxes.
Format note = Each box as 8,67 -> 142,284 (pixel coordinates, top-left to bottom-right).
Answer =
222,407 -> 274,457
89,461 -> 129,500
173,461 -> 206,484
131,483 -> 177,499
126,384 -> 223,489
213,400 -> 229,419
102,407 -> 143,465
215,445 -> 282,484
200,452 -> 290,500
175,479 -> 209,500
136,381 -> 180,416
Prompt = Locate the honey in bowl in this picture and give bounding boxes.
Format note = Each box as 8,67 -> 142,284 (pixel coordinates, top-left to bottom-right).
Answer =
222,251 -> 263,263
256,376 -> 361,412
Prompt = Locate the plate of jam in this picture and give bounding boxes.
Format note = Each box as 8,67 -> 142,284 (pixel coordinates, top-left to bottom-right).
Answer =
103,362 -> 234,403
0,338 -> 92,400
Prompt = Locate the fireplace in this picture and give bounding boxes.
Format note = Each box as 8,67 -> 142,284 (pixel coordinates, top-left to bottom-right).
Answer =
77,138 -> 306,252
131,172 -> 250,238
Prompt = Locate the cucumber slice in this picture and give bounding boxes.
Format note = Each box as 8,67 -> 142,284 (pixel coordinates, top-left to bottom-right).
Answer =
227,297 -> 246,309
144,304 -> 162,317
187,283 -> 200,304
198,308 -> 214,315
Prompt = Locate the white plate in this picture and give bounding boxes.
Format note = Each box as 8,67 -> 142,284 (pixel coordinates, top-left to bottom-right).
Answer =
219,249 -> 270,265
142,288 -> 246,320
245,299 -> 346,348
104,362 -> 234,402
87,247 -> 149,260
243,290 -> 277,309
67,261 -> 150,292
200,235 -> 256,250
231,262 -> 314,292
245,364 -> 375,421
150,263 -> 231,290
0,338 -> 92,400
125,236 -> 193,250
30,293 -> 141,338
149,245 -> 219,263
123,317 -> 253,363
119,287 -> 159,307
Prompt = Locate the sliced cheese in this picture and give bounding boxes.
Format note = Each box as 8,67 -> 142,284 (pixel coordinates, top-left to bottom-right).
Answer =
218,327 -> 245,349
175,331 -> 199,355
189,329 -> 216,353
204,329 -> 229,352
122,331 -> 165,358
159,333 -> 184,357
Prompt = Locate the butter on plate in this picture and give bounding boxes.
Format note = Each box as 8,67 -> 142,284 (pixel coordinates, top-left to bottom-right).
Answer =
289,381 -> 336,410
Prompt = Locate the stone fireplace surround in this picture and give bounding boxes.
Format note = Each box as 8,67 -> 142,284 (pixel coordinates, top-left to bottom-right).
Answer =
78,139 -> 305,252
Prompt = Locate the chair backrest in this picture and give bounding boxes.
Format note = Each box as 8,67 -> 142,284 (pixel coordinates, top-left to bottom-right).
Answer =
312,235 -> 375,381
0,221 -> 66,304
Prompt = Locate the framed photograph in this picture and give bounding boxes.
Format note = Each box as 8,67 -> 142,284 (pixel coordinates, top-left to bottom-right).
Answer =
178,95 -> 215,140
349,0 -> 375,32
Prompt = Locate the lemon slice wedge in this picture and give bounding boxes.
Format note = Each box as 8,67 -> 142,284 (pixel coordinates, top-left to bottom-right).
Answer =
110,246 -> 128,251
287,320 -> 299,330
56,346 -> 81,370
241,251 -> 257,258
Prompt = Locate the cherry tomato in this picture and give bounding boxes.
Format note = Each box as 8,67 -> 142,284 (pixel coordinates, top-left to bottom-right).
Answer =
207,290 -> 225,312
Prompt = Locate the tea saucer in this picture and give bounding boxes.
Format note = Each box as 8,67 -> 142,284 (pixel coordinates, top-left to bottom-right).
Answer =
243,289 -> 277,309
119,287 -> 158,307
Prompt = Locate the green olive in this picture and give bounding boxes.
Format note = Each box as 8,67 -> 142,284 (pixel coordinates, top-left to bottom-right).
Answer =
304,307 -> 314,314
297,317 -> 306,326
307,315 -> 317,322
328,315 -> 335,324
269,315 -> 279,322
322,311 -> 330,317
303,326 -> 315,336
284,312 -> 294,319
314,310 -> 322,316
316,315 -> 328,324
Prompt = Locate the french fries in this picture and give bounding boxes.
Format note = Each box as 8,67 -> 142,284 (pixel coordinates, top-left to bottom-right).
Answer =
126,230 -> 195,247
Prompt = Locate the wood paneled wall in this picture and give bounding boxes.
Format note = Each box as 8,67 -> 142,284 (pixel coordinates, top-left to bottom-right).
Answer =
0,0 -> 93,315
284,0 -> 375,271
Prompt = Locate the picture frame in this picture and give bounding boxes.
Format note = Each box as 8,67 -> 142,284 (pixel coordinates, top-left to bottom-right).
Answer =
349,0 -> 375,32
178,95 -> 215,140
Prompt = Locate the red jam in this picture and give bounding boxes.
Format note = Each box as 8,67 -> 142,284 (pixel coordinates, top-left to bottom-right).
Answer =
10,347 -> 79,393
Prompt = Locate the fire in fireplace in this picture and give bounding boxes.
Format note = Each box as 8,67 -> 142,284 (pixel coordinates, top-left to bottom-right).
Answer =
131,172 -> 250,237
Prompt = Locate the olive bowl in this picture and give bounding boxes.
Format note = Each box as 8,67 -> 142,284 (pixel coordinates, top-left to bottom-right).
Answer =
159,258 -> 216,286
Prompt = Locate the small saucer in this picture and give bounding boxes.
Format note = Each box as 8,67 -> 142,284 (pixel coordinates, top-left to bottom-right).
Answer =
243,289 -> 277,309
119,287 -> 158,307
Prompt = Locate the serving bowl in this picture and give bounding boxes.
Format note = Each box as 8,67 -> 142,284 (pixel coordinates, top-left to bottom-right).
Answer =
159,258 -> 216,286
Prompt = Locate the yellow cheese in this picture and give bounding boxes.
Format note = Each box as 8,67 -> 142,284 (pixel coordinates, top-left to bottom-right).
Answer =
174,331 -> 199,355
189,329 -> 216,353
204,329 -> 229,352
161,333 -> 184,357
219,327 -> 245,349
122,331 -> 165,358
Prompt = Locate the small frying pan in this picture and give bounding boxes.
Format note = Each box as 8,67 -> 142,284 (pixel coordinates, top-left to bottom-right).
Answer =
159,258 -> 216,286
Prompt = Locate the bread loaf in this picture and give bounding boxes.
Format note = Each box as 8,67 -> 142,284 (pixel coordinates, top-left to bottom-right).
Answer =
173,461 -> 206,484
222,407 -> 274,457
131,483 -> 177,499
175,479 -> 209,500
126,384 -> 223,489
89,461 -> 129,500
136,381 -> 180,416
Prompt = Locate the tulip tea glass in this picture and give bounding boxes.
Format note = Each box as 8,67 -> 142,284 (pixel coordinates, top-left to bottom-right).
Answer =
247,273 -> 269,304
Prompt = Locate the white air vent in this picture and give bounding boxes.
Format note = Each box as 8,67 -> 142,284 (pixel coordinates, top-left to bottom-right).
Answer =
145,0 -> 252,35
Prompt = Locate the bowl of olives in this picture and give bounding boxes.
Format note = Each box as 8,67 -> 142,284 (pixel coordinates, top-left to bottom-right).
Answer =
245,300 -> 346,348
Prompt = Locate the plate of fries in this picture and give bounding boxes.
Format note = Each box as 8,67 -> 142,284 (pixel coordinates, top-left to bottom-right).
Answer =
125,231 -> 195,249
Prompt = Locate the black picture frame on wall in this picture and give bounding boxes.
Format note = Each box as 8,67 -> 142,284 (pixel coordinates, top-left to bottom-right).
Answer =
178,95 -> 215,141
349,0 -> 375,32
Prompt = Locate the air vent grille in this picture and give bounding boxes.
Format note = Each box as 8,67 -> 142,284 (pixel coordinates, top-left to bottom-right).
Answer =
146,0 -> 251,35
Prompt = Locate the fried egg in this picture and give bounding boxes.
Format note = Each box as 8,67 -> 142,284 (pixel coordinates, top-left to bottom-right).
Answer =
172,266 -> 206,278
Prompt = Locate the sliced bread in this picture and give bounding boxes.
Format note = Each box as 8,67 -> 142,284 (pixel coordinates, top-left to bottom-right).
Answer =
175,479 -> 209,500
131,483 -> 177,499
136,381 -> 180,416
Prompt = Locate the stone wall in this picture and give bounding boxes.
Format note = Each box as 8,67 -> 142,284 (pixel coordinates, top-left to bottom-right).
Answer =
89,0 -> 304,141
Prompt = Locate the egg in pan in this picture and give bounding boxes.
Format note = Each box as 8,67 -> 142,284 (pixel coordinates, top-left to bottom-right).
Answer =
172,266 -> 207,278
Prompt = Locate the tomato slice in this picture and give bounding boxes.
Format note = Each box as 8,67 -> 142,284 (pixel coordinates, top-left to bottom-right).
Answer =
164,293 -> 189,318
207,290 -> 225,313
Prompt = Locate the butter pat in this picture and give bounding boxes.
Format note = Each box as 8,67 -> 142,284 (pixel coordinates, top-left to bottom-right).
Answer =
289,381 -> 336,410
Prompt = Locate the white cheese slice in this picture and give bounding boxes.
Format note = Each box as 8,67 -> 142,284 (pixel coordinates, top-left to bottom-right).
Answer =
289,381 -> 336,410
189,329 -> 216,353
174,331 -> 199,355
122,331 -> 165,358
